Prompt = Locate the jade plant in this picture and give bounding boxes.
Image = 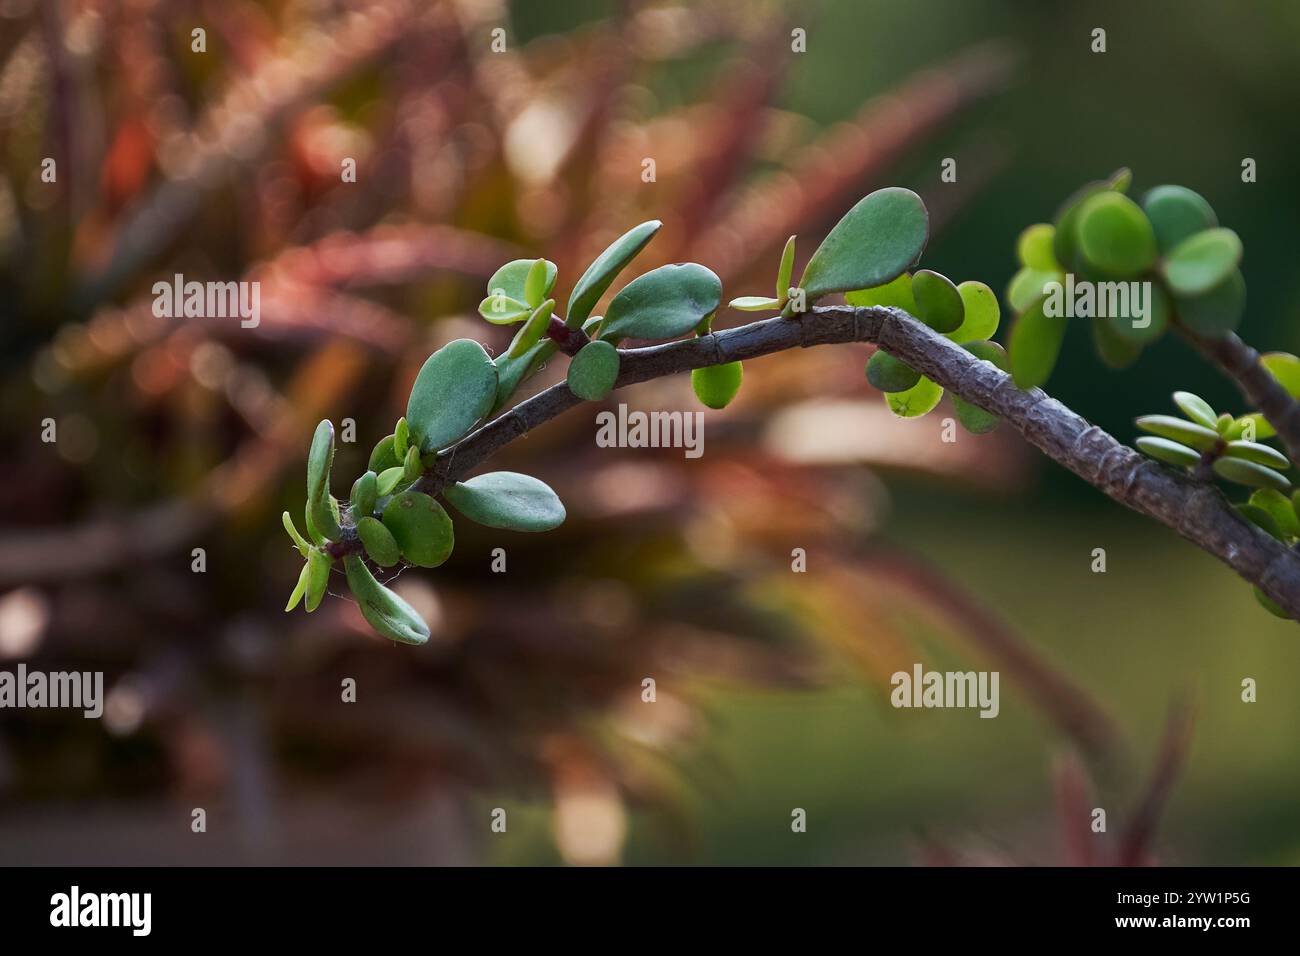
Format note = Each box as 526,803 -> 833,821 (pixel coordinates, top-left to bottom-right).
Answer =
287,175 -> 1300,642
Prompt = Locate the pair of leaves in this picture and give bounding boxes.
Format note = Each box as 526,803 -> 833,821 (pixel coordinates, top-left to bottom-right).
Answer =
478,258 -> 559,324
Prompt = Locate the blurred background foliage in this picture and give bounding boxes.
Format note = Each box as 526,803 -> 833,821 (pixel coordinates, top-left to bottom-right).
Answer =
0,0 -> 1297,865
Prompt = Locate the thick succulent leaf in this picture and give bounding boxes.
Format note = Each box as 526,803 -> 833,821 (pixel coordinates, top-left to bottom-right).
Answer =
729,295 -> 782,312
282,511 -> 310,558
798,187 -> 929,300
350,471 -> 378,522
1247,488 -> 1300,538
406,339 -> 498,454
885,374 -> 944,418
402,444 -> 423,482
1135,414 -> 1221,451
1254,586 -> 1291,619
1237,503 -> 1284,540
1092,317 -> 1143,368
488,258 -> 558,304
1226,413 -> 1276,442
1173,268 -> 1246,337
951,341 -> 1010,433
344,556 -> 430,646
1225,440 -> 1290,470
304,547 -> 332,613
1108,279 -> 1170,344
1162,228 -> 1242,297
508,299 -> 556,359
964,340 -> 1010,370
776,235 -> 796,299
1008,296 -> 1067,389
1142,185 -> 1217,254
845,272 -> 917,313
1213,456 -> 1291,492
1172,391 -> 1218,429
478,293 -> 532,325
376,466 -> 405,496
1052,179 -> 1113,269
369,434 -> 400,472
951,395 -> 999,434
285,562 -> 311,612
381,491 -> 454,568
910,269 -> 964,333
394,417 -> 409,458
1260,352 -> 1300,397
307,419 -> 340,540
566,220 -> 661,328
493,339 -> 557,413
1136,436 -> 1200,467
523,259 -> 555,308
947,281 -> 1000,343
865,351 -> 922,393
691,362 -> 743,409
357,515 -> 401,567
1006,267 -> 1059,314
1076,191 -> 1157,277
600,263 -> 722,341
567,339 -> 620,400
1016,223 -> 1058,271
444,471 -> 567,532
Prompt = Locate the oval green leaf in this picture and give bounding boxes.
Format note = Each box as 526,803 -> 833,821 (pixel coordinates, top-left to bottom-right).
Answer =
600,263 -> 722,341
1142,185 -> 1217,254
304,547 -> 333,613
1213,456 -> 1292,492
1247,488 -> 1300,538
845,272 -> 917,313
1162,228 -> 1242,297
1076,192 -> 1157,277
307,419 -> 340,540
381,490 -> 454,568
1225,440 -> 1290,470
692,362 -> 743,409
566,221 -> 661,328
948,281 -> 1000,343
487,258 -> 558,306
776,235 -> 796,300
369,434 -> 399,472
1016,223 -> 1058,272
1008,296 -> 1067,389
1136,436 -> 1200,467
406,339 -> 498,454
798,187 -> 929,300
1135,414 -> 1221,451
567,339 -> 620,401
357,515 -> 401,567
443,471 -> 566,532
1172,391 -> 1217,430
343,555 -> 430,646
866,351 -> 922,393
885,374 -> 943,418
729,295 -> 782,312
1260,352 -> 1300,398
911,269 -> 964,333
350,470 -> 378,522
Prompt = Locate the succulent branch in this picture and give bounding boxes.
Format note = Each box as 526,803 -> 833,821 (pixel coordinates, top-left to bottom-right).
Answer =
289,175 -> 1300,642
